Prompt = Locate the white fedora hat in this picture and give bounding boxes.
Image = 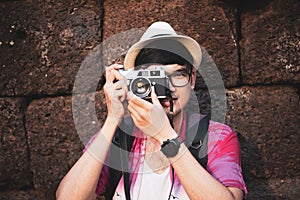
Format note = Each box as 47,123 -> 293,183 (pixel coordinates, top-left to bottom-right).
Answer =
124,21 -> 202,70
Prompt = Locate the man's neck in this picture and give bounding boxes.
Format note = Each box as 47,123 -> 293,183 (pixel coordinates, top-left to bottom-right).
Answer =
171,111 -> 184,134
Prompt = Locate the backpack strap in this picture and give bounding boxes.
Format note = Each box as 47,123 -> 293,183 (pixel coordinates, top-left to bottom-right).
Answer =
104,119 -> 135,200
185,114 -> 210,168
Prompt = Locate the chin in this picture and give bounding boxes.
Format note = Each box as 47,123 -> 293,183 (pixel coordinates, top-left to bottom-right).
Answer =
164,106 -> 182,117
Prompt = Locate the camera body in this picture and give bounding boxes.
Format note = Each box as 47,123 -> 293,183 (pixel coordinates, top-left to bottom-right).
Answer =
120,66 -> 169,99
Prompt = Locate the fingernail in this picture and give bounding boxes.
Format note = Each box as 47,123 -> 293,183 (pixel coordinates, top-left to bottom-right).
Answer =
116,64 -> 123,69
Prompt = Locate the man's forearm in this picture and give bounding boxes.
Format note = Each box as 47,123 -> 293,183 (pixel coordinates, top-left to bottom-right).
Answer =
56,118 -> 118,199
170,144 -> 243,200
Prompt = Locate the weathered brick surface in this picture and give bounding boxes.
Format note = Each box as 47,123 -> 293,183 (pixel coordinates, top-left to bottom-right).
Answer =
227,86 -> 300,197
25,91 -> 106,194
26,96 -> 82,195
245,178 -> 300,200
103,0 -> 240,87
0,189 -> 47,200
0,98 -> 31,190
0,0 -> 102,96
241,0 -> 300,85
72,91 -> 108,144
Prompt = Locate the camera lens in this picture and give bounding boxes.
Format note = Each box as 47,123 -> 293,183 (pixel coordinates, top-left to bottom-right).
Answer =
130,78 -> 151,99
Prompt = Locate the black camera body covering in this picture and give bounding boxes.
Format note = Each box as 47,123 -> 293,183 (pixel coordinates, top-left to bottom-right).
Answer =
120,66 -> 169,99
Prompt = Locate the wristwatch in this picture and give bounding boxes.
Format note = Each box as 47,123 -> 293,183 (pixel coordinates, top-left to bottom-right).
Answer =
160,137 -> 183,158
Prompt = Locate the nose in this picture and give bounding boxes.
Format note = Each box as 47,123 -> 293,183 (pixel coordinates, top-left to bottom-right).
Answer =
168,79 -> 176,92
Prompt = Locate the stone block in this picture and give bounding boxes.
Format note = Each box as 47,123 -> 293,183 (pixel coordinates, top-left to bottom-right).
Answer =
26,91 -> 107,193
0,98 -> 31,190
245,178 -> 300,200
103,0 -> 240,87
0,0 -> 102,96
26,96 -> 81,192
226,86 -> 300,181
0,190 -> 47,200
240,0 -> 300,84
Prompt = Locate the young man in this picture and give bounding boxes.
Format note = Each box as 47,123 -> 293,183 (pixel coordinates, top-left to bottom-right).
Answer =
56,21 -> 247,200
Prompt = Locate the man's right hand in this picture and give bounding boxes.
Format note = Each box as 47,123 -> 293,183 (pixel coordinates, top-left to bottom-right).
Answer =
103,64 -> 128,125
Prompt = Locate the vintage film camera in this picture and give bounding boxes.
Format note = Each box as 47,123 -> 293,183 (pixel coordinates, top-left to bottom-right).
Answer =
120,66 -> 170,99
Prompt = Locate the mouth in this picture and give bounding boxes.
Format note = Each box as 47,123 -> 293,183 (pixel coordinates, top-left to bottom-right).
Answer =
159,96 -> 178,107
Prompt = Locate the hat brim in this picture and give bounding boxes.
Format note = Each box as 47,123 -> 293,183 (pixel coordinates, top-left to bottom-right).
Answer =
124,35 -> 202,70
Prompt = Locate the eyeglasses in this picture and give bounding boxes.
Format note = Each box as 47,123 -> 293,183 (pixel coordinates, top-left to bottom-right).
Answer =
168,69 -> 191,87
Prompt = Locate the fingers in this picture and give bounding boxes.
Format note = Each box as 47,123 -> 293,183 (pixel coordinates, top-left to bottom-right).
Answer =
127,103 -> 146,125
127,92 -> 150,120
127,90 -> 162,121
127,92 -> 150,113
118,82 -> 128,102
104,64 -> 128,101
105,79 -> 128,102
105,64 -> 124,83
127,91 -> 149,107
150,87 -> 161,106
127,91 -> 168,137
127,88 -> 162,111
127,100 -> 149,116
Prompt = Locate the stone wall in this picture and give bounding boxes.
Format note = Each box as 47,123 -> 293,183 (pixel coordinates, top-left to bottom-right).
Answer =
0,0 -> 299,199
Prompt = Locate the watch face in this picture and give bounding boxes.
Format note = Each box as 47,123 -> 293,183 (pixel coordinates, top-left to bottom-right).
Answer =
161,138 -> 181,158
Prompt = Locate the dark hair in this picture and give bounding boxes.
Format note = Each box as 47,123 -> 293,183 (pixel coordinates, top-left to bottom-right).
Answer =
134,39 -> 194,70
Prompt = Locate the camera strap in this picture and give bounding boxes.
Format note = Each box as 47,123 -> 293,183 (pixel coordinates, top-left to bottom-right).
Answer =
166,93 -> 175,200
167,90 -> 175,129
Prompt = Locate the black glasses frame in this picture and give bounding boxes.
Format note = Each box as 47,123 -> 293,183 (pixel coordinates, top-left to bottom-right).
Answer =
167,71 -> 192,87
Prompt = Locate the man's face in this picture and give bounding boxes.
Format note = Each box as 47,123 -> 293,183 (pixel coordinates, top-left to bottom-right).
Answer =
145,64 -> 196,117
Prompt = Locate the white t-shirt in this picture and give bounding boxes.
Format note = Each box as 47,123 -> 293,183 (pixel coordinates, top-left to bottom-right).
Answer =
113,161 -> 172,200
